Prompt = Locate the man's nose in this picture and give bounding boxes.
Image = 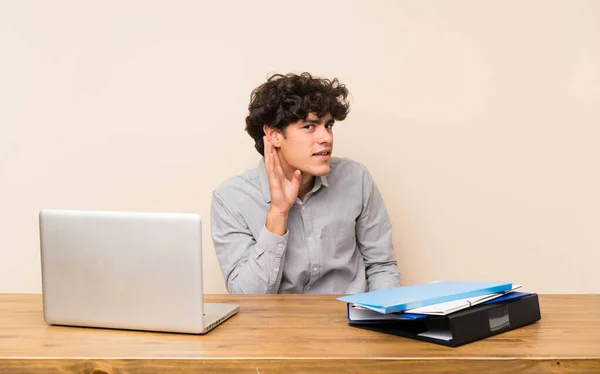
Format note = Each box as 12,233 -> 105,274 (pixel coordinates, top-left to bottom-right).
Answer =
317,125 -> 333,144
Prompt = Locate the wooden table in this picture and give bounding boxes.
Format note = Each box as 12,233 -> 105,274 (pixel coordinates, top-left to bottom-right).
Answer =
1,294 -> 599,373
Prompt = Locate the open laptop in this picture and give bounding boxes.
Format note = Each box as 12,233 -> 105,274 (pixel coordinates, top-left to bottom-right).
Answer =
39,209 -> 239,334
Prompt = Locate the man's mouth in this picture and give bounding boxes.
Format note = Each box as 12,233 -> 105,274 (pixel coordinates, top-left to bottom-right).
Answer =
313,151 -> 331,156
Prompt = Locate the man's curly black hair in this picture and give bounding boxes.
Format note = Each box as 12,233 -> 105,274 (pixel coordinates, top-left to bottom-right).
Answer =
245,72 -> 350,156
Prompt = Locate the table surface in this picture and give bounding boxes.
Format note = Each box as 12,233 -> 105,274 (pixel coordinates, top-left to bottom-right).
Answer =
1,294 -> 599,373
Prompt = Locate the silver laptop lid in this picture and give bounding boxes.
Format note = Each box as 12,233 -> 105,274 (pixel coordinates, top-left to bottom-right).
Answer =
39,209 -> 205,333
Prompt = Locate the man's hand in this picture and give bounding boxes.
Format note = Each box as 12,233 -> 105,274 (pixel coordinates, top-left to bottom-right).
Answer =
264,136 -> 301,235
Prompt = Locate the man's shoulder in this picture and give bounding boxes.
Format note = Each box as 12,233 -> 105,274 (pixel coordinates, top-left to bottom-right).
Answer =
329,157 -> 370,177
212,165 -> 262,200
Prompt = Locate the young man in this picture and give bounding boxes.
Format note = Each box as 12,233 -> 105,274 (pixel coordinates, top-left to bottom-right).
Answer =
211,72 -> 401,294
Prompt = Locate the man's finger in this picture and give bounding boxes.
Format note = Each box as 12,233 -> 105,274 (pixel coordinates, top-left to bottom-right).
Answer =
266,138 -> 282,185
291,169 -> 302,190
269,140 -> 282,178
271,143 -> 285,179
264,136 -> 274,175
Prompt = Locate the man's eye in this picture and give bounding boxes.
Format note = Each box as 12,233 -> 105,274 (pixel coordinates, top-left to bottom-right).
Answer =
326,124 -> 334,129
303,125 -> 313,130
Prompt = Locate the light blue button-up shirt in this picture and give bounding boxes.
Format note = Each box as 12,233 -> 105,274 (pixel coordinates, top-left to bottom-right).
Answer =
210,157 -> 401,294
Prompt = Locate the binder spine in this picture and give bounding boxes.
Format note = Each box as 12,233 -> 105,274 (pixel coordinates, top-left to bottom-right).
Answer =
449,294 -> 541,346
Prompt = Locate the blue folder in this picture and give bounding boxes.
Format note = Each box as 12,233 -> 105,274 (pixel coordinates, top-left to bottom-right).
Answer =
337,281 -> 513,314
346,291 -> 531,322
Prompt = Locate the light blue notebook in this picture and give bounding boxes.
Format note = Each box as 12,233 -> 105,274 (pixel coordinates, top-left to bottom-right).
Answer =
337,281 -> 513,314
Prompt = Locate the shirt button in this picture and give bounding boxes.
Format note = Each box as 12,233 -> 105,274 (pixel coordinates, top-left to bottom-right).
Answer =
302,206 -> 306,210
307,237 -> 313,242
274,267 -> 279,272
313,267 -> 318,272
306,285 -> 311,290
278,243 -> 283,248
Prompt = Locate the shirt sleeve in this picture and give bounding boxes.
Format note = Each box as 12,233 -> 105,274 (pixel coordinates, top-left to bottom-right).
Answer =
210,191 -> 287,294
355,167 -> 402,291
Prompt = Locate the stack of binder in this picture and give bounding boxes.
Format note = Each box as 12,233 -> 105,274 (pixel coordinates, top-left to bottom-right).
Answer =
337,281 -> 541,347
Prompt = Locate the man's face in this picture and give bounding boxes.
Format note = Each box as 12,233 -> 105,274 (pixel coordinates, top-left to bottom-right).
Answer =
277,112 -> 335,177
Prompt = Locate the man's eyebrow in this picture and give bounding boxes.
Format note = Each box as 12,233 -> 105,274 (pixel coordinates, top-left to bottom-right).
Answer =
304,118 -> 335,125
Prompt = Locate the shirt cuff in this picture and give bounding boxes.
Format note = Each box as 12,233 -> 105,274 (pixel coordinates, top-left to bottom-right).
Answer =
257,225 -> 288,254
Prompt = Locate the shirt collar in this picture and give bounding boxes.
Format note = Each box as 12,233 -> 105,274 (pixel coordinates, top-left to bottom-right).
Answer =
258,158 -> 329,203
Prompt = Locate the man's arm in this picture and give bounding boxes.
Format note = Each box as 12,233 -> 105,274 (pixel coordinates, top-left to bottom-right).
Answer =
355,167 -> 401,291
211,136 -> 301,294
211,192 -> 287,294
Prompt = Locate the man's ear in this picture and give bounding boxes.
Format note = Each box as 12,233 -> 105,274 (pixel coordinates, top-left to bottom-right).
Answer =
263,125 -> 283,148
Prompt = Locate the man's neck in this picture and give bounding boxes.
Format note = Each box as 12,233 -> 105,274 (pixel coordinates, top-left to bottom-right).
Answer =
280,164 -> 315,202
277,153 -> 316,202
298,174 -> 315,201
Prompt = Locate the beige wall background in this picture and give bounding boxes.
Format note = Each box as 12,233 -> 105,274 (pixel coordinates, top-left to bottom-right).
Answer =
1,0 -> 599,294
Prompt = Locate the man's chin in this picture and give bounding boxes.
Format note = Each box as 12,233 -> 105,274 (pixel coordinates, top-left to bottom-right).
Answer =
306,164 -> 331,177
